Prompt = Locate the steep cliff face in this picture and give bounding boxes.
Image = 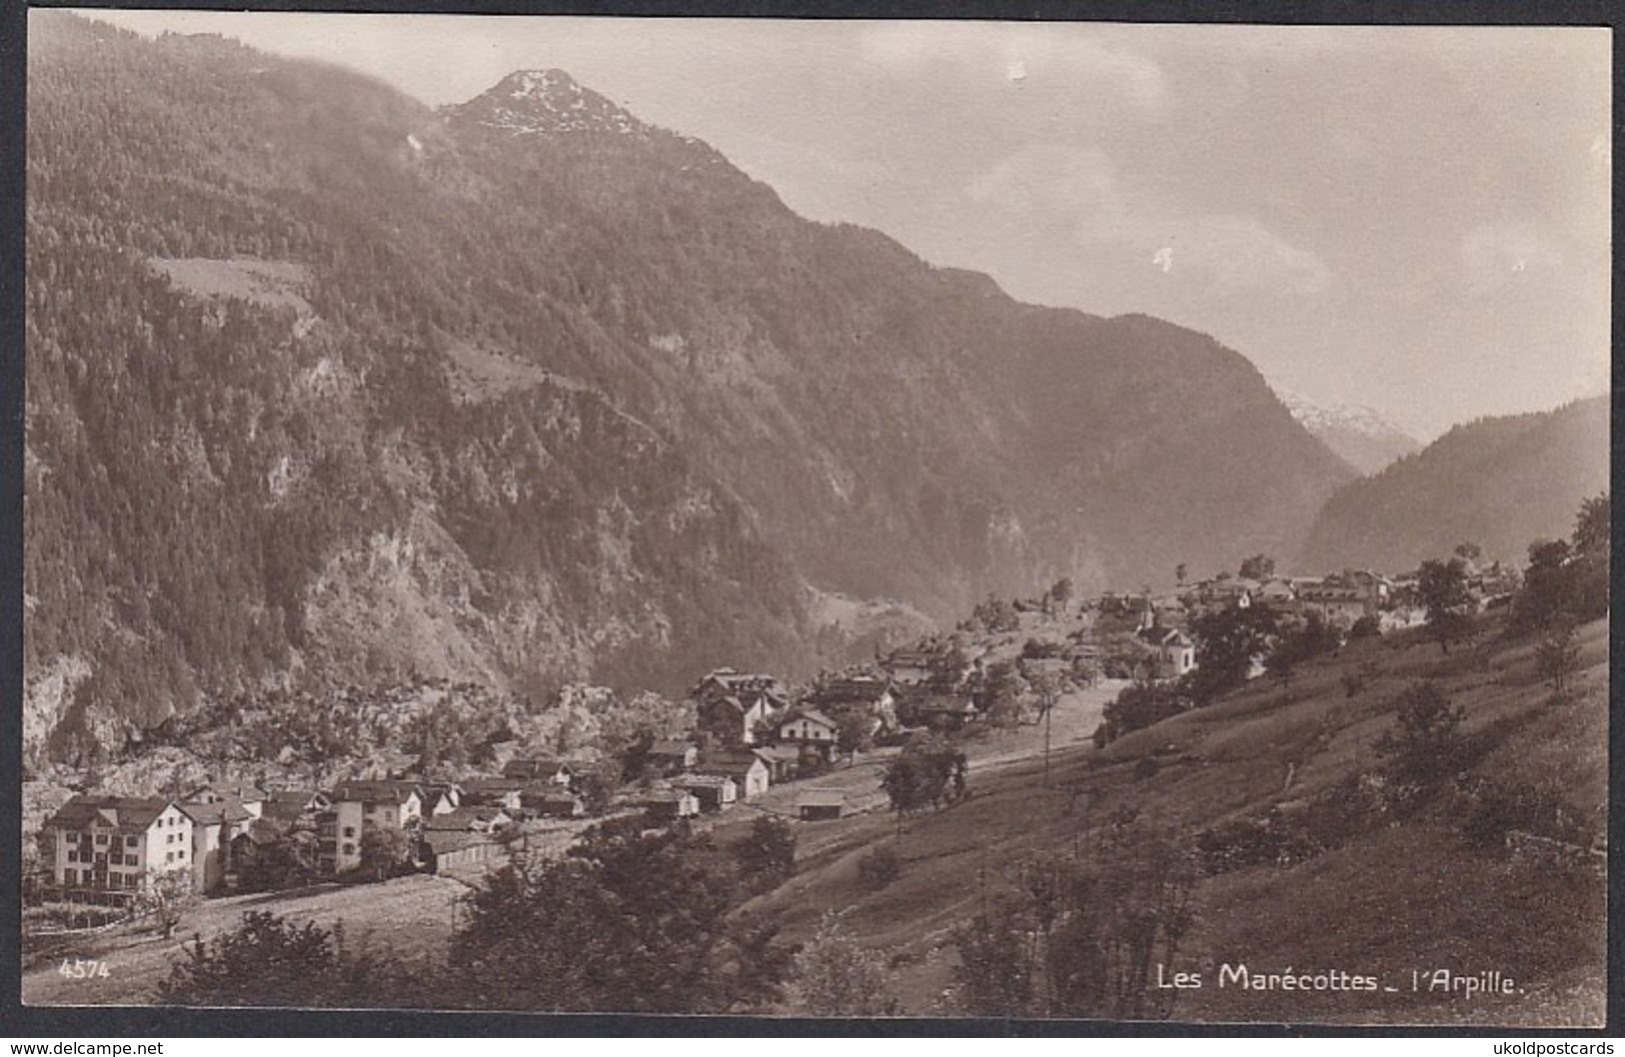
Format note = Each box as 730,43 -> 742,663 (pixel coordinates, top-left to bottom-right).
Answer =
24,13 -> 1352,764
1299,396 -> 1610,572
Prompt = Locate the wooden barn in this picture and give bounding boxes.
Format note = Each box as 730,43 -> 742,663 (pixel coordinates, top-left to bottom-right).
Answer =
797,789 -> 846,821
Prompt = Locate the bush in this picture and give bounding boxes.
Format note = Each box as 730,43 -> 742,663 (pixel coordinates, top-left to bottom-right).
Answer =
1348,615 -> 1381,640
734,816 -> 796,889
158,911 -> 396,1007
789,913 -> 899,1017
1374,681 -> 1465,789
1131,757 -> 1160,782
857,845 -> 901,889
1195,814 -> 1321,874
1460,779 -> 1579,850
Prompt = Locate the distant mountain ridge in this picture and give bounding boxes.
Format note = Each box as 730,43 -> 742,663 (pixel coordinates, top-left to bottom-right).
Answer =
1298,395 -> 1609,573
25,13 -> 1353,765
1274,386 -> 1421,476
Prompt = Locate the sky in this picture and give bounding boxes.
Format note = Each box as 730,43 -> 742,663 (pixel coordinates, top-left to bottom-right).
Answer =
79,12 -> 1612,441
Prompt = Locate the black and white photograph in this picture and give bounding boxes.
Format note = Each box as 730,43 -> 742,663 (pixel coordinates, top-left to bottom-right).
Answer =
16,9 -> 1611,1028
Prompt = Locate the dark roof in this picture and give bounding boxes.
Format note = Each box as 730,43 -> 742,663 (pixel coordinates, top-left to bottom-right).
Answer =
178,797 -> 254,825
235,817 -> 287,846
807,678 -> 892,704
462,778 -> 528,795
424,830 -> 501,856
752,745 -> 801,762
45,795 -> 174,832
329,780 -> 422,804
422,806 -> 506,831
502,758 -> 568,779
695,752 -> 767,780
529,791 -> 583,807
649,739 -> 696,757
643,789 -> 697,804
782,708 -> 837,730
798,789 -> 846,808
906,694 -> 977,715
186,783 -> 266,803
260,790 -> 328,821
678,774 -> 735,790
416,784 -> 461,806
700,669 -> 784,692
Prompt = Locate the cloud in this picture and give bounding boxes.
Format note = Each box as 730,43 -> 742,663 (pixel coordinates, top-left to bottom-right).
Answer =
968,146 -> 1331,296
858,22 -> 1167,109
966,144 -> 1121,217
1460,220 -> 1565,293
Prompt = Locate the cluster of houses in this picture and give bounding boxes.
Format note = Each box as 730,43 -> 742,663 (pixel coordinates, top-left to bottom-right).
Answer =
38,657 -> 999,906
1096,561 -> 1524,683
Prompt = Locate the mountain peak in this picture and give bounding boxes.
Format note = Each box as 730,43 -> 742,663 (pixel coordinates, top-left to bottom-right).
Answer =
1272,385 -> 1420,475
450,67 -> 646,137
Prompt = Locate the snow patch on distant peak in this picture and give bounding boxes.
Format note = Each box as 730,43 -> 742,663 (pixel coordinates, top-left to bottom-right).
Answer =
1274,385 -> 1406,440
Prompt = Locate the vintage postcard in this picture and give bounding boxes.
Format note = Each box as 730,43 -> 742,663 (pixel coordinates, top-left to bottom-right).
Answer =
18,10 -> 1610,1028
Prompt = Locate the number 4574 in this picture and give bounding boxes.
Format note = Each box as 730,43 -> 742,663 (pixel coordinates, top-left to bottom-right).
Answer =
59,958 -> 110,979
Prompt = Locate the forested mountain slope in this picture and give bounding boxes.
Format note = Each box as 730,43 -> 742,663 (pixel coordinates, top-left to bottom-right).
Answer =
24,13 -> 1351,765
1298,395 -> 1609,572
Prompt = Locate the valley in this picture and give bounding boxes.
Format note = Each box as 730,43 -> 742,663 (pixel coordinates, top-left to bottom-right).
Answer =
17,11 -> 1610,1030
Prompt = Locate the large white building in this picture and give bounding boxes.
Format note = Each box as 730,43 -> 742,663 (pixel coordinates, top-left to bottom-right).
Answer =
43,796 -> 194,903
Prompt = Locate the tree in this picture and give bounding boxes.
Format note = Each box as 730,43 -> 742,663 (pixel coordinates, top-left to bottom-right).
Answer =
1188,605 -> 1278,702
953,830 -> 1197,1019
1374,681 -> 1465,788
358,825 -> 414,882
1573,492 -> 1609,560
734,816 -> 796,889
881,735 -> 968,821
573,769 -> 614,817
139,868 -> 198,940
1027,670 -> 1065,786
1534,616 -> 1582,695
1175,563 -> 1188,587
450,826 -> 790,1013
1238,554 -> 1275,581
158,911 -> 397,1007
240,823 -> 320,892
835,709 -> 874,763
1567,492 -> 1610,620
953,899 -> 1035,1017
970,595 -> 1020,634
1513,538 -> 1575,630
1094,679 -> 1191,745
789,913 -> 900,1017
22,836 -> 48,906
1453,541 -> 1483,564
1417,557 -> 1473,653
1265,611 -> 1337,687
972,659 -> 1026,728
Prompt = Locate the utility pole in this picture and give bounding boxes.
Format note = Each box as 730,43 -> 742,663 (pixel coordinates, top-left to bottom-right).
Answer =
1043,702 -> 1052,788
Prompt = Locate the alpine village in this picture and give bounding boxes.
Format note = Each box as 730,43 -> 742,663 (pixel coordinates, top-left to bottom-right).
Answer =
21,13 -> 1610,1025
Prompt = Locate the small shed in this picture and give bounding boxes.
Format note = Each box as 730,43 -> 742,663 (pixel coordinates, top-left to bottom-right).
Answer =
644,789 -> 700,820
678,774 -> 737,813
530,792 -> 586,819
646,740 -> 699,775
752,745 -> 801,784
422,830 -> 505,873
797,789 -> 846,822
